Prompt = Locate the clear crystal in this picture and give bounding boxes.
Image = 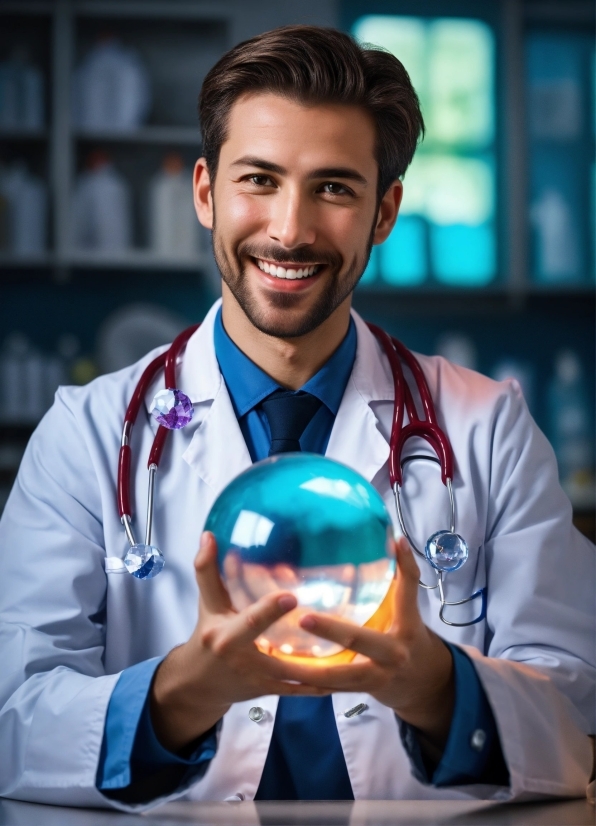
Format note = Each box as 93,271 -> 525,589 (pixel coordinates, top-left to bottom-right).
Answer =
124,544 -> 165,579
151,388 -> 193,430
425,530 -> 468,572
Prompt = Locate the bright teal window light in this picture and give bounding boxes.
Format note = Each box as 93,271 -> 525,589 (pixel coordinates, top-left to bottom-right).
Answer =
352,15 -> 496,287
360,243 -> 379,284
431,224 -> 495,285
380,217 -> 426,285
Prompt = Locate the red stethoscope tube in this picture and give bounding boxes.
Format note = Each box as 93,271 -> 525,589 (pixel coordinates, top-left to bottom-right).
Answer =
117,321 -> 454,523
116,321 -> 491,626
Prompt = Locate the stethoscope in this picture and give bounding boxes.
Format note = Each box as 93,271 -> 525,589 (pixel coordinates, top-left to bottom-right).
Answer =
117,322 -> 486,627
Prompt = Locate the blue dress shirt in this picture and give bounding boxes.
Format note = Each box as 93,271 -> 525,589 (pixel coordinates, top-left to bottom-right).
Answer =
97,309 -> 507,801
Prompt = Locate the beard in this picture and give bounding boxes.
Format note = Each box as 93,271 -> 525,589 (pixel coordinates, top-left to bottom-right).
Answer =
211,216 -> 375,339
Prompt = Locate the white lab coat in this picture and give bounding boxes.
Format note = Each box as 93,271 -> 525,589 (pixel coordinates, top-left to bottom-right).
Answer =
0,301 -> 593,811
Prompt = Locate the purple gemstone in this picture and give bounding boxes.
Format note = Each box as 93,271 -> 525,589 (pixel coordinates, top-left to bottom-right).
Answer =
151,388 -> 194,430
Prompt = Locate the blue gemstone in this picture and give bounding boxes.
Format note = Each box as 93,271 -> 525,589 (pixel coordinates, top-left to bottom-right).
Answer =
425,530 -> 468,573
124,544 -> 165,579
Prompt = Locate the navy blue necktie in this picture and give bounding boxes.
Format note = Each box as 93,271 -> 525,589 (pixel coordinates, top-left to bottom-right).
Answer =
261,389 -> 322,455
255,390 -> 354,801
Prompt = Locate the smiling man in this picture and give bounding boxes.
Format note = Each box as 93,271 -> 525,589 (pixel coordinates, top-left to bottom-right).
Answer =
0,26 -> 593,811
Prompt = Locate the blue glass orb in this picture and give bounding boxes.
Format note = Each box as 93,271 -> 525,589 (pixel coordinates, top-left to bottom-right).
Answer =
205,454 -> 395,659
425,530 -> 468,573
124,544 -> 165,579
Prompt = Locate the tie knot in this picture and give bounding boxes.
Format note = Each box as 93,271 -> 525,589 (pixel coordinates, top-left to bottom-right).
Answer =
261,390 -> 322,456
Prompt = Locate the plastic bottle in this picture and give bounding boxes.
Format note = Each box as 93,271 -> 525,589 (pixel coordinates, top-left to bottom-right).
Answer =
72,35 -> 151,132
149,153 -> 201,259
530,188 -> 580,283
435,332 -> 478,371
548,350 -> 595,508
491,359 -> 535,414
71,150 -> 132,253
0,50 -> 44,130
0,161 -> 47,255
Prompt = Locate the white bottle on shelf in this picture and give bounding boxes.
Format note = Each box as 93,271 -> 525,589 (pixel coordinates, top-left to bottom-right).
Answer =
20,58 -> 44,130
71,150 -> 132,253
0,161 -> 47,255
491,359 -> 535,414
0,50 -> 44,130
148,153 -> 201,260
72,36 -> 151,132
548,350 -> 595,508
0,58 -> 20,129
0,334 -> 28,422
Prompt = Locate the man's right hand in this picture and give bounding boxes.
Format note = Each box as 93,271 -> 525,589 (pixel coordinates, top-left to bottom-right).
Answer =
150,531 -> 329,753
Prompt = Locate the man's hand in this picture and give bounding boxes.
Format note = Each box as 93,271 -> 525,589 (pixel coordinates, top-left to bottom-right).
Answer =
150,532 -> 329,753
290,537 -> 455,750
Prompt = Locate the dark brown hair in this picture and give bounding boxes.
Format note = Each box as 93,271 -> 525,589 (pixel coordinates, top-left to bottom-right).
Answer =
199,25 -> 424,200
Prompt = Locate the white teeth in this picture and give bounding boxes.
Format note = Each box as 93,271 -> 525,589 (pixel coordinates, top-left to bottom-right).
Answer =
256,259 -> 319,279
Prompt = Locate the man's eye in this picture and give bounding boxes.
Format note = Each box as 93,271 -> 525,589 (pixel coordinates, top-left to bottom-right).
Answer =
248,175 -> 274,187
321,182 -> 349,196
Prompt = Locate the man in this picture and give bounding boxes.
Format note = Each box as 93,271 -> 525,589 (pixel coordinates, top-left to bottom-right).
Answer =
0,26 -> 593,811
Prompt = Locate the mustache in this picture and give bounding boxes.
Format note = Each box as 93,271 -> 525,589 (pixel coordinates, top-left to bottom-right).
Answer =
238,242 -> 342,269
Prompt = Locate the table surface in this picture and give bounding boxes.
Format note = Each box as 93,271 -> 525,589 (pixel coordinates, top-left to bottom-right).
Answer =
0,798 -> 594,826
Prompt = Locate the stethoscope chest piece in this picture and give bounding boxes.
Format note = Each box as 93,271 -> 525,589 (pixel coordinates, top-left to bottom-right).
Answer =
151,388 -> 194,430
425,530 -> 468,573
124,543 -> 165,580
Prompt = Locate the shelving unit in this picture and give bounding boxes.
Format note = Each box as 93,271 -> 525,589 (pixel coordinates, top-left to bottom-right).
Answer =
0,0 -> 593,536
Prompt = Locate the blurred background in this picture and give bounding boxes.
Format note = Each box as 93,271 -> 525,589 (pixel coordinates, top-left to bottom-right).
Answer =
0,0 -> 593,538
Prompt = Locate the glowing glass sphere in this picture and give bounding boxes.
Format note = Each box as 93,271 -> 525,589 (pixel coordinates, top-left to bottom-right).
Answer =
204,454 -> 396,662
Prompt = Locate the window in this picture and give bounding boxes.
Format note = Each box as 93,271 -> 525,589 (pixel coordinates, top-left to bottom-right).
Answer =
353,15 -> 496,287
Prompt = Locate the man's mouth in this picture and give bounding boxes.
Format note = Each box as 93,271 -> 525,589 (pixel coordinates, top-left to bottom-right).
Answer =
253,257 -> 322,280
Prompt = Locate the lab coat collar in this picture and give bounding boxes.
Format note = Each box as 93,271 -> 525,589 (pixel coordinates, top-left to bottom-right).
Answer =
162,301 -> 396,496
325,310 -> 394,483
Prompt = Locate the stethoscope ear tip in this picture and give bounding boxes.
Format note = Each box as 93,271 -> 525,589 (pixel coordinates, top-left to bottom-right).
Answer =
124,544 -> 165,579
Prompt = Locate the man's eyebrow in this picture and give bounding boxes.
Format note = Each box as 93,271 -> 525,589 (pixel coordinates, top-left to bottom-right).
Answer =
231,157 -> 287,175
230,157 -> 368,186
308,167 -> 368,186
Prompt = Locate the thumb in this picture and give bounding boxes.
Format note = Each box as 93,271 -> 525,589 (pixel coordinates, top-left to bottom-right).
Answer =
393,536 -> 422,630
194,531 -> 233,614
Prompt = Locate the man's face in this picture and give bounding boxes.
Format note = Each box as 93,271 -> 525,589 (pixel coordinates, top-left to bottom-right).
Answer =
198,93 -> 396,338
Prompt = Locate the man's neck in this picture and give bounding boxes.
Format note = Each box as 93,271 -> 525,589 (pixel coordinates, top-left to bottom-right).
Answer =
220,285 -> 353,390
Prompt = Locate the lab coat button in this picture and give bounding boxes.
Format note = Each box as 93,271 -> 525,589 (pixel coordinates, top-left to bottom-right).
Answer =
470,728 -> 486,752
344,702 -> 368,718
248,706 -> 265,722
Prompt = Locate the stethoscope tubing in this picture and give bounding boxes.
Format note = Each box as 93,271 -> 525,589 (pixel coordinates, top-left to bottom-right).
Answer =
116,320 -> 486,626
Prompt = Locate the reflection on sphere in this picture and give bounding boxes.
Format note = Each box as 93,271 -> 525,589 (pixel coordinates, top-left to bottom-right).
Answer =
204,454 -> 395,661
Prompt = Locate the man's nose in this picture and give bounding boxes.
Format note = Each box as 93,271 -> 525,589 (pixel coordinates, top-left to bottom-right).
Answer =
267,188 -> 316,249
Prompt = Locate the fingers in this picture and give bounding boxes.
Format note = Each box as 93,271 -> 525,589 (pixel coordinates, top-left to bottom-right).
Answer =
195,532 -> 233,614
393,537 -> 422,631
227,591 -> 298,646
285,660 -> 378,691
298,614 -> 398,664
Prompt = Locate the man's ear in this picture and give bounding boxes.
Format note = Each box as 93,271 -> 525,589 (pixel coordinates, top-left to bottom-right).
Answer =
371,180 -> 403,246
194,157 -> 214,229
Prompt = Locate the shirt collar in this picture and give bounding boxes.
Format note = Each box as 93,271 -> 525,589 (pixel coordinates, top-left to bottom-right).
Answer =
213,307 -> 357,418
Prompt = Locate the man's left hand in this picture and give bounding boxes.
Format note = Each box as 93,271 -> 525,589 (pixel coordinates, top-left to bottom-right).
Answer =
290,537 -> 455,750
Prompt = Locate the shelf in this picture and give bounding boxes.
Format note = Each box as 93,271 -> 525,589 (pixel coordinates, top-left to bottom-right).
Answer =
0,128 -> 48,141
72,1 -> 229,22
74,126 -> 201,146
65,250 -> 209,271
0,251 -> 210,272
353,284 -> 596,317
0,253 -> 54,269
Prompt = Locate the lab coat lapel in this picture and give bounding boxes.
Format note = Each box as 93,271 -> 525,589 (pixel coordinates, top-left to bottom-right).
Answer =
326,311 -> 394,484
176,301 -> 253,497
183,382 -> 252,496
